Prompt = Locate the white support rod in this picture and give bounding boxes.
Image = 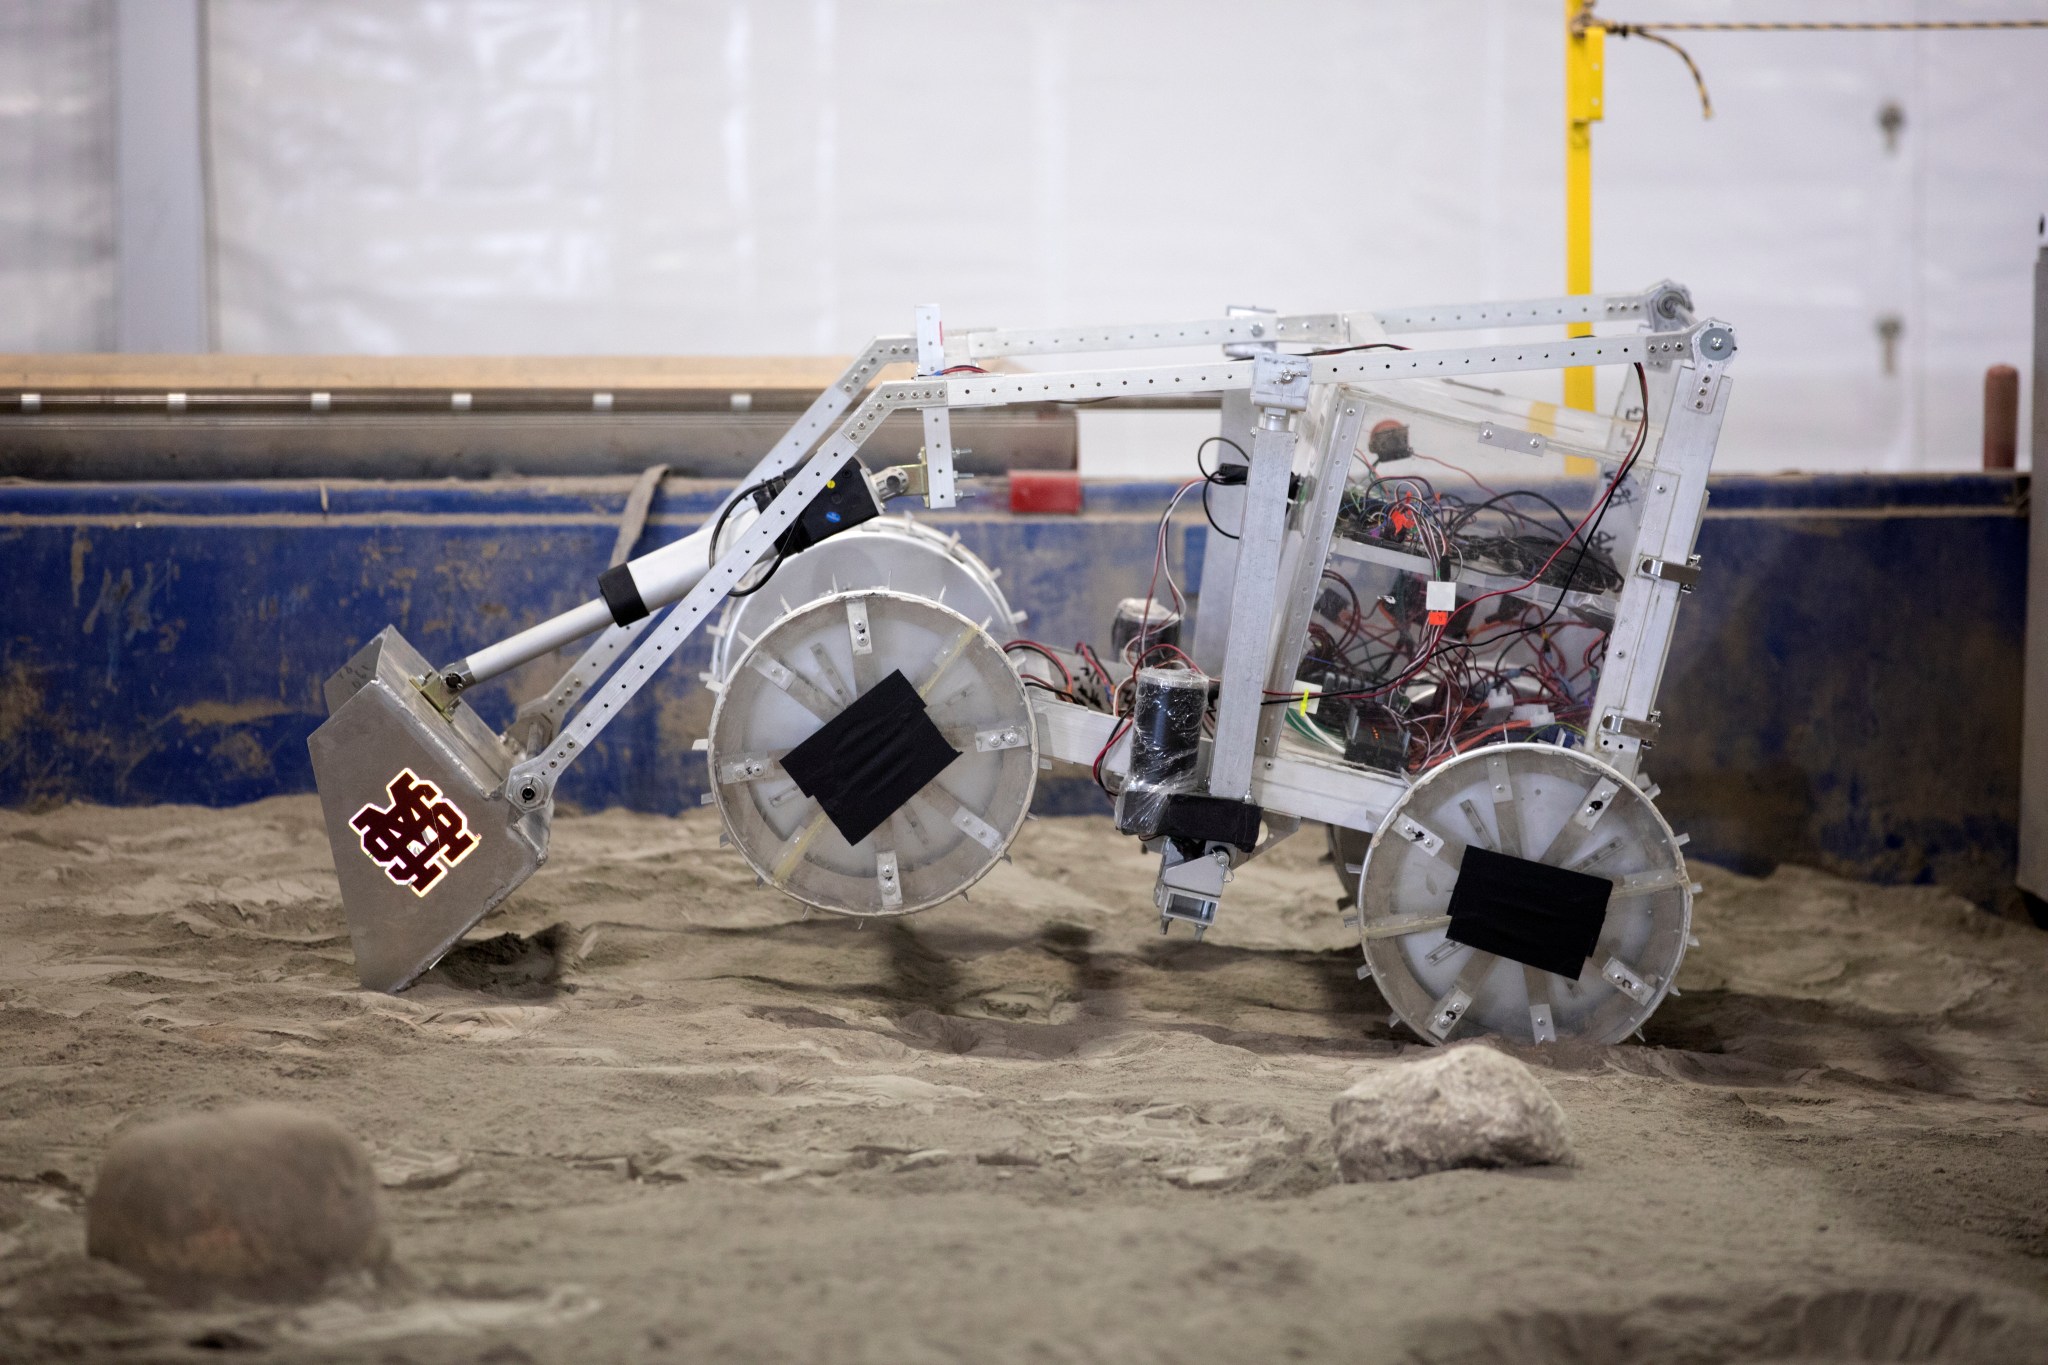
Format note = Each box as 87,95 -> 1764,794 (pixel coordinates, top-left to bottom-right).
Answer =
945,359 -> 1252,407
456,599 -> 618,690
2023,243 -> 2048,901
1255,398 -> 1370,761
450,512 -> 744,690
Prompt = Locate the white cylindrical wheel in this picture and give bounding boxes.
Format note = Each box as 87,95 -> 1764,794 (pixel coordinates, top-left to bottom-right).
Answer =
1356,743 -> 1691,1046
708,515 -> 1019,681
708,590 -> 1037,916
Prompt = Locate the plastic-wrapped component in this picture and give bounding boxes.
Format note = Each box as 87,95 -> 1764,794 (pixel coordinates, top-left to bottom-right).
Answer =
1111,597 -> 1181,663
1114,667 -> 1208,838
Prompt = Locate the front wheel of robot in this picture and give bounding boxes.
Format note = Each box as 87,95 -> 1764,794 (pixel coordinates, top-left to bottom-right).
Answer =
1353,743 -> 1693,1046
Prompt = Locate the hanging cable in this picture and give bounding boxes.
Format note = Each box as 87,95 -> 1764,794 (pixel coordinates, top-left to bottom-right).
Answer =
1581,6 -> 2048,121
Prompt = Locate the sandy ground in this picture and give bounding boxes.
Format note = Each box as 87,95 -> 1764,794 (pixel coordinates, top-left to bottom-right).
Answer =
2,796 -> 2047,1364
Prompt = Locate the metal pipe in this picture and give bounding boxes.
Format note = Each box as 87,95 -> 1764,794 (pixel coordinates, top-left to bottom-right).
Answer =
1984,363 -> 2020,470
0,408 -> 1087,480
4,387 -> 824,415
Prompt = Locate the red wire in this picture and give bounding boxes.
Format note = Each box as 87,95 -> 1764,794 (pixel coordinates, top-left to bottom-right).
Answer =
1129,480 -> 1201,668
1077,641 -> 1115,697
1452,364 -> 1650,627
1407,451 -> 1508,503
1002,638 -> 1074,691
1420,720 -> 1531,766
1092,717 -> 1133,792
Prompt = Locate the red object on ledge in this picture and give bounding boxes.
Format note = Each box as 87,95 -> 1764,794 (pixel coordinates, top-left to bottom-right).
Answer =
1008,470 -> 1083,514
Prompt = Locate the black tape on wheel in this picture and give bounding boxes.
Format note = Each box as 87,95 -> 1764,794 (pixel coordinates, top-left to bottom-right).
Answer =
1445,845 -> 1612,980
778,669 -> 960,847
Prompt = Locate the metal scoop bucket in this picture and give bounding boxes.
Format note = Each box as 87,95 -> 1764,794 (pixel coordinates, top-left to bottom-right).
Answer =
305,515 -> 738,990
308,627 -> 550,991
299,333 -> 939,992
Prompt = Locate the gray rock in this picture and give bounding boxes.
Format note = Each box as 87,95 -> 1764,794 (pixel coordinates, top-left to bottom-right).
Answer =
86,1104 -> 388,1299
1331,1045 -> 1573,1182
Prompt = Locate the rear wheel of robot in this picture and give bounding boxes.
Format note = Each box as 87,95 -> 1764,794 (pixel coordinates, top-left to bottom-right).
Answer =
1354,743 -> 1692,1046
707,515 -> 1021,683
706,589 -> 1037,917
1327,823 -> 1371,904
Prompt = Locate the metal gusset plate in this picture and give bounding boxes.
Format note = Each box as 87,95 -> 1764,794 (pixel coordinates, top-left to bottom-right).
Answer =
707,590 -> 1037,916
1354,743 -> 1692,1046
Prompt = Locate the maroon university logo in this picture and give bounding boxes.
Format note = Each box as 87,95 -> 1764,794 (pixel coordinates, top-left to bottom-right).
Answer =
349,769 -> 479,896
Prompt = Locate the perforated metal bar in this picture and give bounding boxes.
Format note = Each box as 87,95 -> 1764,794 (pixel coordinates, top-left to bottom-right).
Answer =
1372,291 -> 1651,333
936,337 -> 1651,411
958,314 -> 1348,360
506,379 -> 945,803
1310,335 -> 1648,383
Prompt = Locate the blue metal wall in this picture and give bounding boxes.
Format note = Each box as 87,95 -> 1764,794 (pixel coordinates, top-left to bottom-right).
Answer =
0,474 -> 2026,904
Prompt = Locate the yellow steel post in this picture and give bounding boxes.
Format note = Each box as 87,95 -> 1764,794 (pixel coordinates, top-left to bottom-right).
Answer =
1564,1 -> 1604,419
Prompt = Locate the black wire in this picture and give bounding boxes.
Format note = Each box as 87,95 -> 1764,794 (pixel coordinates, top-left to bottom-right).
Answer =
1196,434 -> 1248,540
1424,363 -> 1653,674
1201,483 -> 1237,540
709,478 -> 766,557
1002,639 -> 1074,684
1502,363 -> 1651,640
725,552 -> 783,598
1020,676 -> 1087,705
1305,341 -> 1411,356
710,477 -> 782,598
1195,434 -> 1247,481
1445,488 -> 1582,540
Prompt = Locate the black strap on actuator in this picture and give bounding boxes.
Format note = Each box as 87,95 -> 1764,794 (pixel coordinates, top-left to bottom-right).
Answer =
597,563 -> 649,625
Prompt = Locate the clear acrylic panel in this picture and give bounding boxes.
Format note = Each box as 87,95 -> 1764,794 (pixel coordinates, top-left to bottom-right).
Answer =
1282,378 -> 1655,777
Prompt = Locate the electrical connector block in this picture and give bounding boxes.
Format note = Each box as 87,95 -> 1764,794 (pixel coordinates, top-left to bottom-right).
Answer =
1425,578 -> 1458,628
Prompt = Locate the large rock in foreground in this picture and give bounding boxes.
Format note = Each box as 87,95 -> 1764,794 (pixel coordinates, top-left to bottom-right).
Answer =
1332,1046 -> 1573,1182
86,1104 -> 388,1299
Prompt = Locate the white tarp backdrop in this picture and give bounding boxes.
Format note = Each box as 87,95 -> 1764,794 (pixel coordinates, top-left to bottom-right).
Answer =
6,1 -> 2046,471
0,1 -> 115,351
